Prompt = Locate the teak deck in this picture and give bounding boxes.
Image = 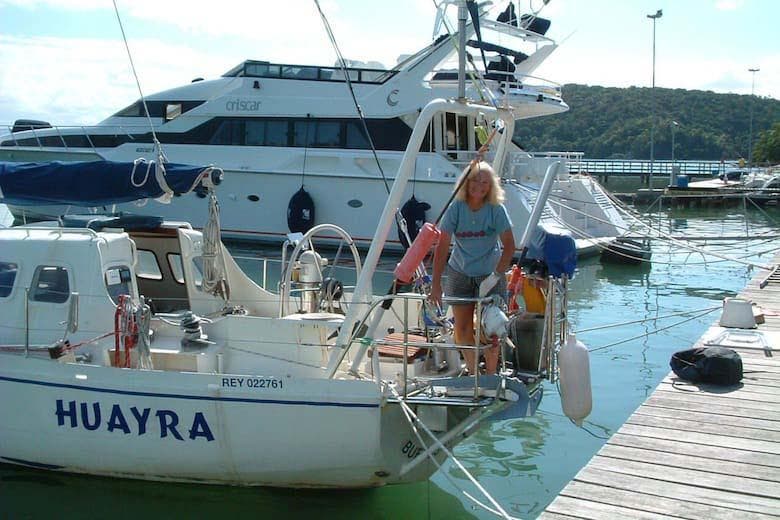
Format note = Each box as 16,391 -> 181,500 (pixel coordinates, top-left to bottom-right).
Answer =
540,254 -> 780,519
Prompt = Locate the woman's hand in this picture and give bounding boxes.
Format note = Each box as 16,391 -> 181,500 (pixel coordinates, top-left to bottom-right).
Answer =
430,230 -> 451,308
429,281 -> 442,307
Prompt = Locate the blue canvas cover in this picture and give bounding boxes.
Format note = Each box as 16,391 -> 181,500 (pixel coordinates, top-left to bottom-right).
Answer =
524,222 -> 577,278
0,160 -> 216,206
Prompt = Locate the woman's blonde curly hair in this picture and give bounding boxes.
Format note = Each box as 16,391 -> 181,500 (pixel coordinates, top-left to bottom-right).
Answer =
453,160 -> 505,205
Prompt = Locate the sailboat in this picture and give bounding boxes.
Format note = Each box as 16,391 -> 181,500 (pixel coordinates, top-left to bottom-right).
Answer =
0,83 -> 591,490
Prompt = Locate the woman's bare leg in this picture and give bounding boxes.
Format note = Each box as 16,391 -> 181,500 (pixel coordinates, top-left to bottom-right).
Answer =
452,304 -> 477,374
484,344 -> 498,375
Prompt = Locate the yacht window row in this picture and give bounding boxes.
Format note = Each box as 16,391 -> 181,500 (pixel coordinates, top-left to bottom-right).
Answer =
208,117 -> 414,150
222,60 -> 396,84
1,117 -> 418,152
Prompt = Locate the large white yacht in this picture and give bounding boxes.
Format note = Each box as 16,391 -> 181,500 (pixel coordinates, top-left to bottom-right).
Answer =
0,1 -> 625,254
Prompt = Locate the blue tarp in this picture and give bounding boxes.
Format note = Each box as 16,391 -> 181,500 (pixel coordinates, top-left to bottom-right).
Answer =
524,222 -> 577,278
0,160 -> 216,206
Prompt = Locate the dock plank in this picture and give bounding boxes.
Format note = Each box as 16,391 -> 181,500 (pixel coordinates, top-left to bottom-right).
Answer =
643,395 -> 780,421
598,444 -> 780,482
626,413 -> 780,442
634,404 -> 779,431
542,251 -> 780,519
575,466 -> 780,516
660,376 -> 780,395
558,480 -> 778,520
616,423 -> 780,454
608,432 -> 780,468
646,389 -> 780,411
537,513 -> 581,520
656,381 -> 780,400
544,495 -> 672,520
586,455 -> 780,499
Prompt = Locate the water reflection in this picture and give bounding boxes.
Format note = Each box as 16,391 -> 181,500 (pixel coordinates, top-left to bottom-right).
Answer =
0,463 -> 471,519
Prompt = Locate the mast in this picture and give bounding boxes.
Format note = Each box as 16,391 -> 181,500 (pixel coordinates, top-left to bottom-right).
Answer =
457,2 -> 467,101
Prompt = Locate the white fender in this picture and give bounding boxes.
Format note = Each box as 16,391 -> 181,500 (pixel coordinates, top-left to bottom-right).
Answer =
558,334 -> 592,426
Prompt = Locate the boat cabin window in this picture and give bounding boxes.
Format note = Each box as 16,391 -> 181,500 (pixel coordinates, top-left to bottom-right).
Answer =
293,120 -> 341,147
191,257 -> 204,290
104,266 -> 133,304
29,266 -> 70,304
444,113 -> 470,159
345,122 -> 370,149
207,117 -> 413,151
136,250 -> 163,280
112,100 -> 205,119
165,103 -> 182,122
168,254 -> 185,284
281,66 -> 318,80
223,60 -> 395,84
0,261 -> 18,298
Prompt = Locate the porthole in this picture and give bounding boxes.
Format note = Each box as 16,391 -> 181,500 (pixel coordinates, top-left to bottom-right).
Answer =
347,199 -> 363,208
248,194 -> 260,202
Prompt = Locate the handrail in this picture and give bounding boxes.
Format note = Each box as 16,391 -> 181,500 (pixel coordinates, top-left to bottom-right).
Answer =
428,70 -> 562,99
574,158 -> 741,177
339,278 -> 570,399
340,291 -> 497,399
2,224 -> 104,239
278,224 -> 361,317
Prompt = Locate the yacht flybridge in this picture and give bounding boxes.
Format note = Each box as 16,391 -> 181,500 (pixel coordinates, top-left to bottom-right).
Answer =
0,1 -> 626,255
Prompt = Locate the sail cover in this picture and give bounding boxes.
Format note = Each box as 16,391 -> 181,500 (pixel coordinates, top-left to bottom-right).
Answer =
0,159 -> 220,206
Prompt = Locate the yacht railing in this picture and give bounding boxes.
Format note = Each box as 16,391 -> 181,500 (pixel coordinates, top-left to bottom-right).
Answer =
428,70 -> 562,101
1,124 -> 146,153
447,150 -> 575,184
223,60 -> 398,84
342,277 -> 568,398
484,70 -> 563,99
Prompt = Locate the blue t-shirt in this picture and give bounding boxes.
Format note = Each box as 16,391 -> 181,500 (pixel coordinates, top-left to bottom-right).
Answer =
440,200 -> 512,276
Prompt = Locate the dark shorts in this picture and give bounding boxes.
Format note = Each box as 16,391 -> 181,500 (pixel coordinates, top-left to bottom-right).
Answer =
443,265 -> 507,304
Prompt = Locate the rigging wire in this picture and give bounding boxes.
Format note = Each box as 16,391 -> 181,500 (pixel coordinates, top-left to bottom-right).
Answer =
533,184 -> 778,270
587,306 -> 719,353
390,385 -> 512,519
312,0 -> 391,195
312,0 -> 419,250
572,305 -> 721,335
111,0 -> 165,160
301,114 -> 311,188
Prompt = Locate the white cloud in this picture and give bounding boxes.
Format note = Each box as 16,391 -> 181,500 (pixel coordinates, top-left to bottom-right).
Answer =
715,0 -> 744,11
0,1 -> 440,126
0,34 -> 228,125
0,0 -> 106,7
0,0 -> 776,129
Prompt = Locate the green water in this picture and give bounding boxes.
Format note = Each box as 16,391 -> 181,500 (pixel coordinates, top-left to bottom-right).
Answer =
2,205 -> 778,519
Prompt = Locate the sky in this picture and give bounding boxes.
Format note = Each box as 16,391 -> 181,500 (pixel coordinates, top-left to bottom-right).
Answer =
0,0 -> 777,127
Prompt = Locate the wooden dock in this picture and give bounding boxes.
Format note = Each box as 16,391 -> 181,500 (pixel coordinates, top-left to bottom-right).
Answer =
541,259 -> 780,519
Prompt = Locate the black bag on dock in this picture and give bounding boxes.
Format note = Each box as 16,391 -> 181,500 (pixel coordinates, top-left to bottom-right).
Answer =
670,346 -> 743,385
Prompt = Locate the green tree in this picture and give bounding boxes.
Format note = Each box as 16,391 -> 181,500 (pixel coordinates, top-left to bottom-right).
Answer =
753,122 -> 780,164
514,85 -> 780,160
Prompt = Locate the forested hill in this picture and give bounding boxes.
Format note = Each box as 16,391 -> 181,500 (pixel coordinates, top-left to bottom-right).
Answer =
513,84 -> 780,161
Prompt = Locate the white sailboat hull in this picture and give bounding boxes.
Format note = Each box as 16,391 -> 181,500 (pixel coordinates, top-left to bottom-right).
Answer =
0,354 -> 452,487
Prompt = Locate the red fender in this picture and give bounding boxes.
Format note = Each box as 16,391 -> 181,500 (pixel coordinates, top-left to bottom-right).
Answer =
393,223 -> 441,284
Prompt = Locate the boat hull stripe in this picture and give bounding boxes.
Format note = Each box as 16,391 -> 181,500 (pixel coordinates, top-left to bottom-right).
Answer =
0,375 -> 379,408
1,456 -> 64,470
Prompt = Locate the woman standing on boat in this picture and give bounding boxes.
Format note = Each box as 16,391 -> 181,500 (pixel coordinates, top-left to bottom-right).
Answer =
430,161 -> 515,375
